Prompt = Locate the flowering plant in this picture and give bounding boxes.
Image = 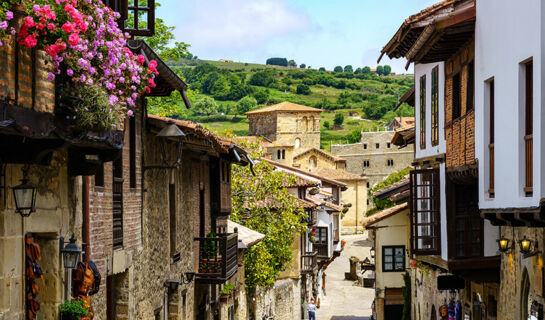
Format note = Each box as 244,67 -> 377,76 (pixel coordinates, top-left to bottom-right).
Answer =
1,0 -> 158,130
340,239 -> 346,249
409,259 -> 430,275
59,297 -> 94,319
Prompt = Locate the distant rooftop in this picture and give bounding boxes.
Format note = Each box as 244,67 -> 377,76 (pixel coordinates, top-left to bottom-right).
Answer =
246,101 -> 322,115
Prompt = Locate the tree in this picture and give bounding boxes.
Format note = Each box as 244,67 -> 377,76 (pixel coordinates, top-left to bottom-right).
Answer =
344,65 -> 353,73
288,59 -> 297,67
231,140 -> 307,290
376,65 -> 384,76
334,112 -> 345,127
323,121 -> 331,130
249,71 -> 275,87
193,96 -> 218,115
347,128 -> 362,144
362,66 -> 371,74
266,57 -> 288,67
355,67 -> 362,74
252,88 -> 270,104
296,84 -> 311,95
333,66 -> 343,73
237,96 -> 257,115
209,75 -> 231,100
299,63 -> 306,69
383,65 -> 392,76
319,67 -> 326,72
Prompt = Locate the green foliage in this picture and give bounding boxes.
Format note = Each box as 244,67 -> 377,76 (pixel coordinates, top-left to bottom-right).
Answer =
288,60 -> 297,67
296,84 -> 311,95
299,63 -> 306,69
252,88 -> 270,104
370,167 -> 411,194
220,283 -> 236,296
383,65 -> 392,76
266,57 -> 288,67
362,66 -> 371,74
346,128 -> 362,144
231,140 -> 307,290
59,299 -> 92,318
319,67 -> 326,72
344,65 -> 353,73
249,70 -> 276,87
237,96 -> 257,115
376,65 -> 384,76
323,121 -> 331,130
382,110 -> 397,122
193,96 -> 218,115
402,272 -> 411,320
333,66 -> 343,73
334,112 -> 345,126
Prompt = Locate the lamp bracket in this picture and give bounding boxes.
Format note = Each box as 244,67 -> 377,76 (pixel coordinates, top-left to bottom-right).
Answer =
523,251 -> 542,259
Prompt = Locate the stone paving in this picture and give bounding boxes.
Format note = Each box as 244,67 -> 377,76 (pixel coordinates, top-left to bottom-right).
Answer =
315,233 -> 375,320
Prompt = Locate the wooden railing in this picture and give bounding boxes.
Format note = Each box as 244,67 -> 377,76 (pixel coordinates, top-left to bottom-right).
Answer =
314,244 -> 328,258
194,233 -> 238,283
525,134 -> 533,196
488,143 -> 494,197
301,251 -> 318,274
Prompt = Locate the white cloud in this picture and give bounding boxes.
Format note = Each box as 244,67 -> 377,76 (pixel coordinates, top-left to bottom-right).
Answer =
176,0 -> 311,50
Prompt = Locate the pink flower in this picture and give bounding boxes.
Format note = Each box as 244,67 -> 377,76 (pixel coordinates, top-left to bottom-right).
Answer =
68,33 -> 80,46
0,21 -> 7,30
22,35 -> 37,48
137,54 -> 145,65
5,11 -> 13,21
47,23 -> 56,30
24,17 -> 35,28
127,110 -> 133,116
47,73 -> 55,81
62,22 -> 76,33
67,69 -> 74,76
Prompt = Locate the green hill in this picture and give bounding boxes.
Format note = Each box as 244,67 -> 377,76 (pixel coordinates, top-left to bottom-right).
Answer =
151,58 -> 415,150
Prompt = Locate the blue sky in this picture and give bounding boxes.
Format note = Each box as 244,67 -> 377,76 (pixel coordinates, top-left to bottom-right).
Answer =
158,0 -> 438,74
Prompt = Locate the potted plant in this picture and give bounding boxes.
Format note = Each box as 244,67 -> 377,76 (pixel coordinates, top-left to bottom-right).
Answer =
59,298 -> 93,320
219,283 -> 235,302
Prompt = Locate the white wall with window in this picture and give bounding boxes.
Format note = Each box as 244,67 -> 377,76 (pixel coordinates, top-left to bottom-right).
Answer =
414,62 -> 446,160
475,0 -> 543,208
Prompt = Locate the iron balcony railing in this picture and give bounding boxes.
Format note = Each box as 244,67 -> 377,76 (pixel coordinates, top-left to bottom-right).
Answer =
301,251 -> 318,274
194,233 -> 238,283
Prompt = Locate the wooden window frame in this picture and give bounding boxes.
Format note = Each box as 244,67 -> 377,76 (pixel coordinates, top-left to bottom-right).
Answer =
315,227 -> 328,244
129,116 -> 136,189
452,73 -> 462,120
488,79 -> 495,197
420,75 -> 426,149
524,60 -> 533,196
451,184 -> 483,259
104,0 -> 156,37
410,168 -> 441,255
466,61 -> 475,111
382,245 -> 405,272
113,156 -> 124,249
431,67 -> 439,146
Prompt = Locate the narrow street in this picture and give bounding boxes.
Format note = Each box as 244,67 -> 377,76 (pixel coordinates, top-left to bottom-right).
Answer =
315,233 -> 374,320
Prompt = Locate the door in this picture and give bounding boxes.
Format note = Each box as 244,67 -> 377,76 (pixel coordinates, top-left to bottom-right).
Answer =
384,304 -> 403,320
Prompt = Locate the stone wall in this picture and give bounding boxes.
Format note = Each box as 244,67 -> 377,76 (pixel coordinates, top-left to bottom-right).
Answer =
339,180 -> 367,232
275,112 -> 321,150
248,113 -> 278,142
331,131 -> 414,188
294,149 -> 339,171
250,278 -> 301,320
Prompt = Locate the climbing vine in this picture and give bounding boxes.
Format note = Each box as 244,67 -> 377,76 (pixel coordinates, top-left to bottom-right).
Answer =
231,137 -> 307,290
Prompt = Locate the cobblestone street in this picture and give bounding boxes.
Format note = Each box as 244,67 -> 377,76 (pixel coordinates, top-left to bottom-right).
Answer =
315,233 -> 374,320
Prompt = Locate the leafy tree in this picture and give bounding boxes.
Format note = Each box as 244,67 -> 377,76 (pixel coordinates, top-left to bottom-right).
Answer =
347,128 -> 362,144
376,65 -> 384,76
142,16 -> 191,61
288,60 -> 297,67
266,57 -> 288,67
396,104 -> 414,117
323,121 -> 331,130
299,64 -> 306,69
193,96 -> 218,115
249,71 -> 276,87
355,67 -> 362,74
334,112 -> 345,126
381,110 -> 397,122
333,66 -> 343,73
344,65 -> 354,73
362,66 -> 371,74
208,75 -> 231,100
237,96 -> 257,115
383,65 -> 392,76
319,67 -> 326,72
296,84 -> 311,95
252,88 -> 270,104
231,140 -> 307,290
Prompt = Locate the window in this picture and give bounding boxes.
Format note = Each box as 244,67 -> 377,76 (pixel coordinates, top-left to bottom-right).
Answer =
376,143 -> 380,149
410,169 -> 440,254
295,138 -> 301,149
314,227 -> 328,256
169,183 -> 178,259
129,116 -> 136,189
382,246 -> 405,272
363,160 -> 370,168
363,144 -> 367,150
452,73 -> 461,120
282,150 -> 286,160
277,150 -> 281,160
466,62 -> 474,111
367,199 -> 370,205
524,60 -> 533,196
95,163 -> 104,187
488,79 -> 495,197
366,182 -> 370,188
104,0 -> 156,36
420,75 -> 426,149
453,184 -> 482,258
387,159 -> 394,167
431,67 -> 439,146
387,143 -> 391,148
309,156 -> 317,170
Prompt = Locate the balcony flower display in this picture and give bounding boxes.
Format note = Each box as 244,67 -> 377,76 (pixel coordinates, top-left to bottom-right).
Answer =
0,0 -> 157,131
409,259 -> 430,275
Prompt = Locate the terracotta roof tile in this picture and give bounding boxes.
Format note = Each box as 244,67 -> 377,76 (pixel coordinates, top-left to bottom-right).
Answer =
227,220 -> 265,247
311,167 -> 366,181
246,101 -> 322,115
362,203 -> 409,228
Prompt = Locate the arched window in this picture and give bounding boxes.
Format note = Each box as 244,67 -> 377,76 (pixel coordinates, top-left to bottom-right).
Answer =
282,150 -> 286,159
302,117 -> 308,131
309,156 -> 317,170
295,138 -> 301,149
277,150 -> 281,160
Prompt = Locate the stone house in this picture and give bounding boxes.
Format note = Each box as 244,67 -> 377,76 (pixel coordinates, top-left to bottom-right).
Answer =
385,117 -> 415,131
381,0 -> 503,318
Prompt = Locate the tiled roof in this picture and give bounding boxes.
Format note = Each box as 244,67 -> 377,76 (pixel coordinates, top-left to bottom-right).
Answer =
391,117 -> 415,127
405,0 -> 459,24
312,167 -> 366,182
263,159 -> 347,190
391,126 -> 415,147
373,176 -> 410,202
307,196 -> 343,212
227,220 -> 265,247
246,101 -> 322,115
362,203 -> 409,228
293,148 -> 347,163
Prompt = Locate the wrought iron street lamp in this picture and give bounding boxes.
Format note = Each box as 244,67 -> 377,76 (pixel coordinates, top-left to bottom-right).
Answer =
497,236 -> 512,253
60,233 -> 82,269
12,166 -> 37,217
157,120 -> 185,167
519,236 -> 533,255
181,272 -> 195,284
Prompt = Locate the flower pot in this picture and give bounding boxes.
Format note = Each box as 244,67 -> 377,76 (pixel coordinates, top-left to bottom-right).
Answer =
60,312 -> 80,320
220,295 -> 229,303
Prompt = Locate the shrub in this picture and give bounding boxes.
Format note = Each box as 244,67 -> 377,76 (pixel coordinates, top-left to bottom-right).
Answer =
237,96 -> 258,115
323,121 -> 331,130
334,113 -> 345,126
296,84 -> 311,95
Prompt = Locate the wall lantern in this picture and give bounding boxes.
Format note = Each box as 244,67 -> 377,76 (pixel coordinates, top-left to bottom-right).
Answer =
156,120 -> 186,167
60,233 -> 82,269
12,166 -> 37,217
181,272 -> 195,284
165,279 -> 181,292
520,236 -> 533,255
497,236 -> 512,253
370,247 -> 375,259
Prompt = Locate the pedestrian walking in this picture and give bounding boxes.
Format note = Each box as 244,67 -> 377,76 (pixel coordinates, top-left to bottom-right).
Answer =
308,299 -> 317,320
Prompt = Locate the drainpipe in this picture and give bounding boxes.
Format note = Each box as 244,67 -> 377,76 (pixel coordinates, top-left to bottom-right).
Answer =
82,176 -> 90,261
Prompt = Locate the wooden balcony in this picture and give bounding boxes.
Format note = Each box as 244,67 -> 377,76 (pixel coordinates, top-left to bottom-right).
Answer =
301,251 -> 318,274
307,210 -> 317,226
194,233 -> 238,284
314,244 -> 329,258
